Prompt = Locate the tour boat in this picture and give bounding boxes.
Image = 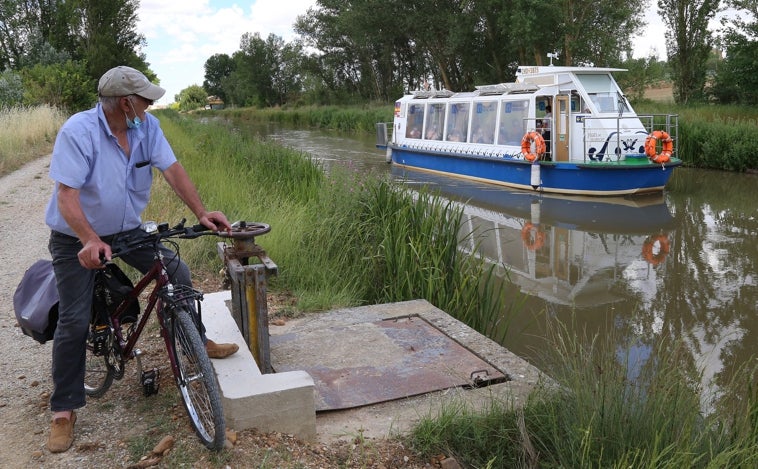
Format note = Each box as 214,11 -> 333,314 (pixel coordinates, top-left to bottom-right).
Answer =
376,65 -> 682,196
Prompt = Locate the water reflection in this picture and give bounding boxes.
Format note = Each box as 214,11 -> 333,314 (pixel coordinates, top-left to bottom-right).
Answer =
240,122 -> 757,398
394,165 -> 756,400
393,166 -> 676,308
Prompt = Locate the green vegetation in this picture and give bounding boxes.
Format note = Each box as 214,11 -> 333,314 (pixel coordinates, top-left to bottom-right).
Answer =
147,110 -> 507,327
3,97 -> 757,469
0,105 -> 66,176
206,105 -> 392,133
635,103 -> 758,171
1,0 -> 150,112
409,321 -> 758,468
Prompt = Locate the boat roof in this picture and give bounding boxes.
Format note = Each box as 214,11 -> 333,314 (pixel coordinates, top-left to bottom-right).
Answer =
515,65 -> 627,77
404,65 -> 628,99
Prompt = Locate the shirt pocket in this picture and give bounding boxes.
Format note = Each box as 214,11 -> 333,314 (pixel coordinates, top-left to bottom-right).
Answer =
129,164 -> 153,192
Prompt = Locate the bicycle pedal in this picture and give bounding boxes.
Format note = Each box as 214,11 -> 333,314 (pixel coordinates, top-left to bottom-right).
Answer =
141,368 -> 160,396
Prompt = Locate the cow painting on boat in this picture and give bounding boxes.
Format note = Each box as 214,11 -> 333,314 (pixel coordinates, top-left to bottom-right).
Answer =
376,66 -> 681,196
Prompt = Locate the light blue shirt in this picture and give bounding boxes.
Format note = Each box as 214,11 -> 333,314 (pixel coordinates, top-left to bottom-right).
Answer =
45,103 -> 177,237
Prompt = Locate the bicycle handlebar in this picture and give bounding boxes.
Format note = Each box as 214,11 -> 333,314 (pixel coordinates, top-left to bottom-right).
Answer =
110,219 -> 270,259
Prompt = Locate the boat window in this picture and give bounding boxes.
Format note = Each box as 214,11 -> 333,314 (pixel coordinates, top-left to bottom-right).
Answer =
589,93 -> 618,113
576,74 -> 614,93
497,99 -> 529,146
570,95 -> 583,113
446,103 -> 470,142
406,103 -> 424,139
470,101 -> 497,144
577,73 -> 623,113
424,103 -> 445,140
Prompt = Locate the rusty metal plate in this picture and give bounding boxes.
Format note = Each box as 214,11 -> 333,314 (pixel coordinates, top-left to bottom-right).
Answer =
270,315 -> 508,411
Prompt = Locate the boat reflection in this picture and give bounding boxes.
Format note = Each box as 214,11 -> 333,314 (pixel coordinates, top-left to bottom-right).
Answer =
391,166 -> 675,307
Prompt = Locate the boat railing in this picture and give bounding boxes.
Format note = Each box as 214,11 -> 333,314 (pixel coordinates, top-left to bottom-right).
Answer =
638,114 -> 679,158
579,114 -> 679,162
376,122 -> 393,148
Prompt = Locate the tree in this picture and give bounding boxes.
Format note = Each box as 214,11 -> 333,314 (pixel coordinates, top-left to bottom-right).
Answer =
0,0 -> 155,107
21,60 -> 96,111
658,0 -> 720,104
0,68 -> 23,107
225,32 -> 292,107
176,84 -> 207,112
293,0 -> 649,103
203,53 -> 235,103
72,0 -> 150,80
710,0 -> 758,104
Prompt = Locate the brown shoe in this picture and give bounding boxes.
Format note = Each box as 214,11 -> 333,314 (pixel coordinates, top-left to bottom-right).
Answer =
206,339 -> 239,359
47,412 -> 76,453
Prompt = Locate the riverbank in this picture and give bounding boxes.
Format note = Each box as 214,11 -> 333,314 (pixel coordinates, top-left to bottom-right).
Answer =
0,156 -> 433,468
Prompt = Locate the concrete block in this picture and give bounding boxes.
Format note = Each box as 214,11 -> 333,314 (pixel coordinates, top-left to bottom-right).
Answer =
201,291 -> 316,441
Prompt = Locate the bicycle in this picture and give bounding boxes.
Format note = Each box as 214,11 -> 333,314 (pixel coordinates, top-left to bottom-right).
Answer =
83,218 -> 271,450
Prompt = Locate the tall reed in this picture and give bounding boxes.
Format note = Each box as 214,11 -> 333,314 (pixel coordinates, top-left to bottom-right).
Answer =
206,105 -> 393,133
0,105 -> 67,176
409,318 -> 758,468
149,110 -> 507,326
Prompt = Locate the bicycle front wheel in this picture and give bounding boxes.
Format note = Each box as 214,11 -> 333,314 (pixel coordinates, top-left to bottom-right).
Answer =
168,307 -> 226,450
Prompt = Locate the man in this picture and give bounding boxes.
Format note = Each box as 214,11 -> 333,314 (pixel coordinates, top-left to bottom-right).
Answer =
44,65 -> 238,453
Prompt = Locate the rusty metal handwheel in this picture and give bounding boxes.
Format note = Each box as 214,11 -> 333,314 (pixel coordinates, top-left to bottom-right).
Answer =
218,221 -> 271,239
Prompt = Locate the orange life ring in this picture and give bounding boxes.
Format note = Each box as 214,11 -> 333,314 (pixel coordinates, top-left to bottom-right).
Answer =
642,234 -> 670,266
644,130 -> 673,164
521,222 -> 545,251
521,131 -> 546,162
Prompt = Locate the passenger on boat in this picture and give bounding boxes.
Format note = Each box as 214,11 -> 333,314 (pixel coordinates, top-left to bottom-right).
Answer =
408,126 -> 421,138
448,129 -> 464,142
425,126 -> 441,140
499,119 -> 524,146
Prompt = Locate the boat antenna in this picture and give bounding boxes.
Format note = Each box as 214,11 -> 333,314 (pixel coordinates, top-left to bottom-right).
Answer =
547,52 -> 559,66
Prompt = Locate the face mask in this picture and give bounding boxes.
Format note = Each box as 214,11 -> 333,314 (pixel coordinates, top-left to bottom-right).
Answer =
125,99 -> 142,129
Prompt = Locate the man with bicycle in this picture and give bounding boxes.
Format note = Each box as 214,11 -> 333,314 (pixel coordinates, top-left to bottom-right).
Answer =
44,66 -> 239,453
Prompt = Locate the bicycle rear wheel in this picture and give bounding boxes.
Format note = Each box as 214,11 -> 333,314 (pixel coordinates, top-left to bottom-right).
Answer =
168,307 -> 226,450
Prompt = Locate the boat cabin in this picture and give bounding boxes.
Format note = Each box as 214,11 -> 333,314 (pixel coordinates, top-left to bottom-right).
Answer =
390,66 -> 671,163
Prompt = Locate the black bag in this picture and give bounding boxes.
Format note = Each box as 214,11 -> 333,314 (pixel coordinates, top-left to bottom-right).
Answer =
99,263 -> 140,324
14,259 -> 59,344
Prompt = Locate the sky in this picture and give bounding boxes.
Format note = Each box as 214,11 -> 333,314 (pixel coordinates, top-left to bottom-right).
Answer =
137,0 -> 315,104
135,1 -> 697,105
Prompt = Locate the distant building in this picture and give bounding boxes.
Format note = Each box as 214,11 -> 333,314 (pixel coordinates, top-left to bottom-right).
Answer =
206,96 -> 225,110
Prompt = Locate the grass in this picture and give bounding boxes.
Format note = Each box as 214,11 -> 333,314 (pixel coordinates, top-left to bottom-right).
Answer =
409,319 -> 758,468
7,103 -> 755,466
148,109 -> 507,331
0,104 -> 67,176
205,104 -> 392,133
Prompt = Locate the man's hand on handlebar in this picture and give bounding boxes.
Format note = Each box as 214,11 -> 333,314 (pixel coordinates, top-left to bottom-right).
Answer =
78,238 -> 111,269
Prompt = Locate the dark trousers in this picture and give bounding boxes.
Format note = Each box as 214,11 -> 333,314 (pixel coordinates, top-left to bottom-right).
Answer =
47,228 -> 198,411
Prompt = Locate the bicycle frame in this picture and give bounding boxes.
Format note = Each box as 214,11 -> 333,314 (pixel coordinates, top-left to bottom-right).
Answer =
86,218 -> 270,450
104,248 -> 193,381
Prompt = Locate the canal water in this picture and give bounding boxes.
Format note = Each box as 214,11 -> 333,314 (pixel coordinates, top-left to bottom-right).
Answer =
249,123 -> 757,396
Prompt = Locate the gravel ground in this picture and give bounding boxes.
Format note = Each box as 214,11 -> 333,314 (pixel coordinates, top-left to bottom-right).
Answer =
0,157 -> 430,468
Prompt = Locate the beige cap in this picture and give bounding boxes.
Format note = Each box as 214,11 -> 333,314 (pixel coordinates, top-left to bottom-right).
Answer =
98,66 -> 165,100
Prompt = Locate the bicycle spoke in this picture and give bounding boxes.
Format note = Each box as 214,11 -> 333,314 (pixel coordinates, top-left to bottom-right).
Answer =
84,342 -> 114,397
168,307 -> 225,450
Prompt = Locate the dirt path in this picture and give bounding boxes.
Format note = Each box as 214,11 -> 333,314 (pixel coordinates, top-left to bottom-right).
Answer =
0,158 -> 191,467
0,156 -> 62,466
0,158 -> 428,468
